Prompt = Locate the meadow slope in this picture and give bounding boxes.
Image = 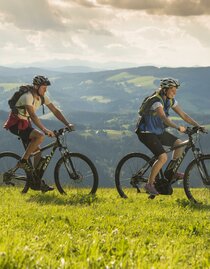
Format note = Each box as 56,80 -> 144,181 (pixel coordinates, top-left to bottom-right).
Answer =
0,188 -> 209,269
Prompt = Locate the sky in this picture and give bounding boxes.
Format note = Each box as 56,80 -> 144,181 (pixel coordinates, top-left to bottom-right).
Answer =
0,0 -> 210,69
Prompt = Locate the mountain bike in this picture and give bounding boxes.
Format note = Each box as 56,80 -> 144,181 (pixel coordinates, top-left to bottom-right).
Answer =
0,127 -> 99,195
115,126 -> 210,204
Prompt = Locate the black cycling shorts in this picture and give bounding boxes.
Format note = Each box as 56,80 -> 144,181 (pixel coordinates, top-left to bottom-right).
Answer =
137,131 -> 178,157
9,124 -> 34,144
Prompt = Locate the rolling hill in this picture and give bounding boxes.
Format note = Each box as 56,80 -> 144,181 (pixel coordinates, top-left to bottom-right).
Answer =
1,65 -> 210,185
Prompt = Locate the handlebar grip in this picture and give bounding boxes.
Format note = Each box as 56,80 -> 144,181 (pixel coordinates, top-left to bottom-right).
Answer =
54,127 -> 75,137
185,126 -> 207,135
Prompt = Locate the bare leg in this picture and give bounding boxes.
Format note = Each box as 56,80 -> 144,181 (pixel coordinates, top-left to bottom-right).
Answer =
21,130 -> 44,161
172,139 -> 184,160
148,153 -> 167,185
33,148 -> 42,168
18,130 -> 54,192
164,139 -> 185,180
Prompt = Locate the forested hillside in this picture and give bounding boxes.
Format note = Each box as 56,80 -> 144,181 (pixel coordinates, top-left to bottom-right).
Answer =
1,66 -> 210,185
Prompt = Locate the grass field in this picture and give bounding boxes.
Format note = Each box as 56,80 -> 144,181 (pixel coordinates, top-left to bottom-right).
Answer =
0,83 -> 22,91
0,188 -> 209,269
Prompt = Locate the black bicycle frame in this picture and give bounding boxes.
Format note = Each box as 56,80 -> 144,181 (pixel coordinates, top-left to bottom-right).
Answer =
164,140 -> 191,176
30,136 -> 77,180
145,134 -> 209,185
139,139 -> 192,181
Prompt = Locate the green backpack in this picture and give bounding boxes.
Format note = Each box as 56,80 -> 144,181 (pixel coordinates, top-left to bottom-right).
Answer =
135,91 -> 174,133
138,91 -> 174,116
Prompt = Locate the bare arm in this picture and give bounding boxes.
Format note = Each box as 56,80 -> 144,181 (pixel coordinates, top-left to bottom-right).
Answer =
26,105 -> 54,136
26,105 -> 46,131
172,105 -> 200,127
155,106 -> 186,132
47,103 -> 75,129
156,106 -> 179,129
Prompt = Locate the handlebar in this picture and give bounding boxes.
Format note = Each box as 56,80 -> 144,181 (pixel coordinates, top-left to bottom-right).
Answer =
54,127 -> 74,137
53,126 -> 207,138
185,126 -> 207,136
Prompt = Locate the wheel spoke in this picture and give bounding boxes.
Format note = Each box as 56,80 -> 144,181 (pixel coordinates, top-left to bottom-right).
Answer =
115,153 -> 151,198
54,153 -> 98,195
184,156 -> 210,204
0,152 -> 29,193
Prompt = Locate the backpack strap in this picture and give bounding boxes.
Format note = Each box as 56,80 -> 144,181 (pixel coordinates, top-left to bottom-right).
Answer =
143,93 -> 164,116
139,91 -> 175,117
40,95 -> 45,114
16,86 -> 45,115
169,98 -> 175,107
153,93 -> 175,116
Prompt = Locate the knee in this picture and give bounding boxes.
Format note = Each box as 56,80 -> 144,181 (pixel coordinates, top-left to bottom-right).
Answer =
38,133 -> 45,143
34,132 -> 45,143
158,153 -> 168,164
174,139 -> 182,146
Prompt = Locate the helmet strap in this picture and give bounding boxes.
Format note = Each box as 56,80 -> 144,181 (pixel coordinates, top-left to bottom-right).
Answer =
160,88 -> 167,96
36,86 -> 42,97
161,88 -> 171,99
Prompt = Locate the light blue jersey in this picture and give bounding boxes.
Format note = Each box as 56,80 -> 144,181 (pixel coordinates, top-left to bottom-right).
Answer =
138,94 -> 177,135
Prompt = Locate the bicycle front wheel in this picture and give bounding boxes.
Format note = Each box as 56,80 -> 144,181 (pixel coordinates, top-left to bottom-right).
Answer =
54,152 -> 99,195
184,155 -> 210,204
0,152 -> 30,193
115,153 -> 151,198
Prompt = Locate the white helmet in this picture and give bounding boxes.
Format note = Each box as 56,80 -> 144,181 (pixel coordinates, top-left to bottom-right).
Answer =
160,78 -> 180,89
33,75 -> 51,86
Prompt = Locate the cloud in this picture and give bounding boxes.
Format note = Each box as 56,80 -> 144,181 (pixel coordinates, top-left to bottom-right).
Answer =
95,0 -> 210,16
71,0 -> 96,8
177,17 -> 210,47
0,0 -> 64,30
0,0 -> 210,67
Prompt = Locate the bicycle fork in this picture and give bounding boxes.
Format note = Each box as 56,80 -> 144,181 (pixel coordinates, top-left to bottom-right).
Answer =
195,157 -> 210,185
62,153 -> 81,181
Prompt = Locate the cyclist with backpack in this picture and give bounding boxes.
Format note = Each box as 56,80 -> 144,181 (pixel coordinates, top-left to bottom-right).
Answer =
4,75 -> 75,192
136,78 -> 204,195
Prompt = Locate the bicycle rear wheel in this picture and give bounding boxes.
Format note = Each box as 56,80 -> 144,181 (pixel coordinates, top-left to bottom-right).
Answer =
0,152 -> 30,193
184,155 -> 210,204
115,153 -> 151,198
54,152 -> 98,195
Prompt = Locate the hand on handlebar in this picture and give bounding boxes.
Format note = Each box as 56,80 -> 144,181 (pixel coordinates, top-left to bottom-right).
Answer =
197,125 -> 207,133
67,123 -> 75,131
177,126 -> 186,133
43,128 -> 55,137
184,126 -> 207,135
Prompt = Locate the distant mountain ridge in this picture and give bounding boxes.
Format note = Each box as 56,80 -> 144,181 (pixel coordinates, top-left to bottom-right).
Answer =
1,65 -> 210,115
1,65 -> 210,184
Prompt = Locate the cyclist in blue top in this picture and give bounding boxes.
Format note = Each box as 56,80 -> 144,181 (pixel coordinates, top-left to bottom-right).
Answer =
136,78 -> 204,195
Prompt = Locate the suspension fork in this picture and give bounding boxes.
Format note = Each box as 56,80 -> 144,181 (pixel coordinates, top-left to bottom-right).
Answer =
190,139 -> 210,184
195,155 -> 210,184
60,150 -> 77,178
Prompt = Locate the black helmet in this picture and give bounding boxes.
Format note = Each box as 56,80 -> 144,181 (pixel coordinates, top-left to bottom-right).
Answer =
33,75 -> 51,86
160,78 -> 180,89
